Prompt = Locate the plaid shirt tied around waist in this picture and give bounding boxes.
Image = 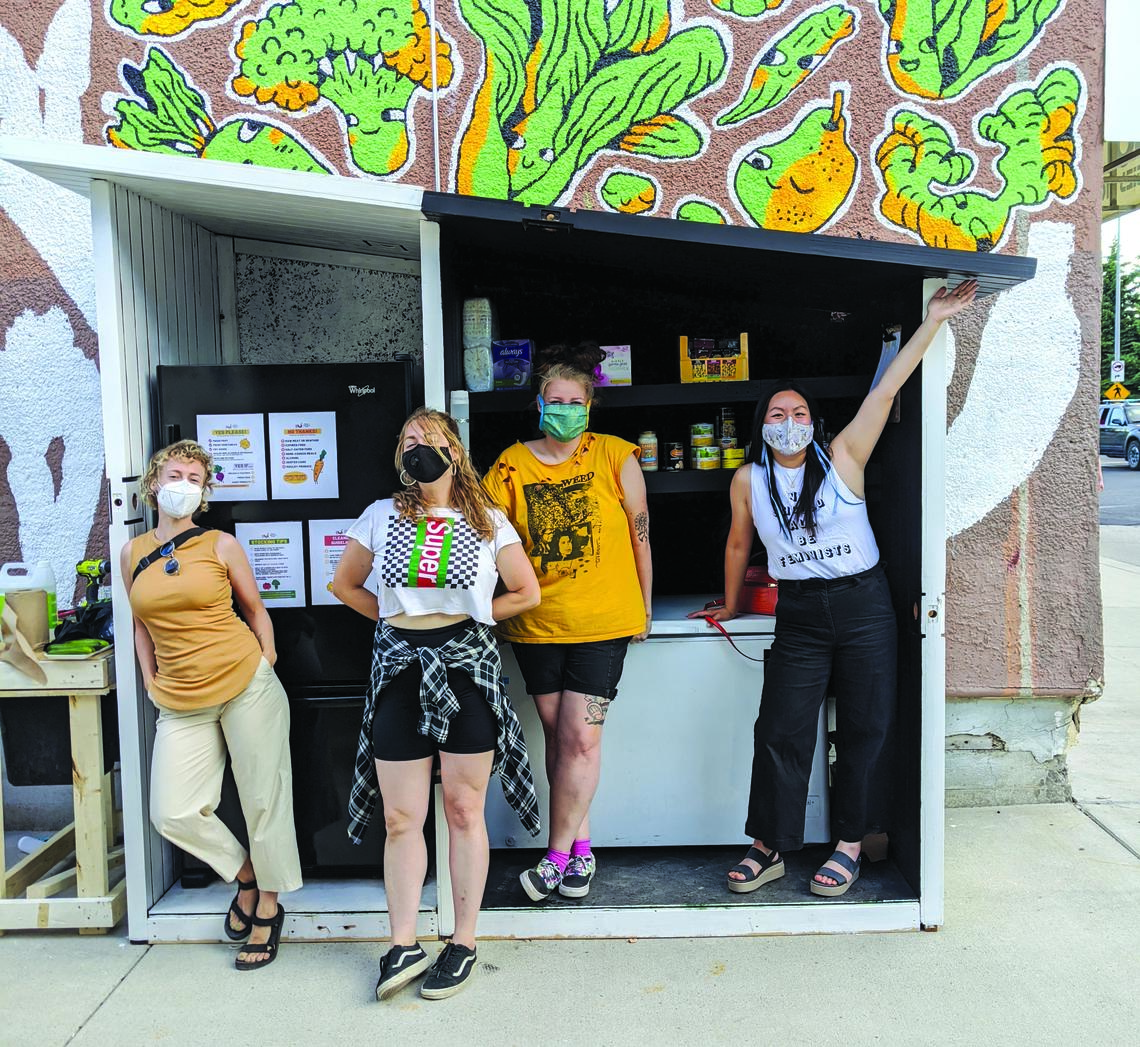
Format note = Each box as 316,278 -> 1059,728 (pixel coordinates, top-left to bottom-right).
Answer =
347,619 -> 540,844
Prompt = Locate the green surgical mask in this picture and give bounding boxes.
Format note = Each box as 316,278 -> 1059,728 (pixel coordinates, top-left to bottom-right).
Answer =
538,395 -> 589,443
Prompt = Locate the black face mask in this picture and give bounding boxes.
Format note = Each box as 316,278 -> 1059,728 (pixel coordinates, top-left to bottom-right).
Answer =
402,444 -> 452,484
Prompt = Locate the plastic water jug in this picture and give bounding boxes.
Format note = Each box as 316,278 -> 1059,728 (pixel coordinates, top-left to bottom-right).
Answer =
0,561 -> 58,627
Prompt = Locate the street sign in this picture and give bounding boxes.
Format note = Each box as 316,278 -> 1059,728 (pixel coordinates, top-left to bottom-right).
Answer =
1111,359 -> 1125,383
1105,382 -> 1132,400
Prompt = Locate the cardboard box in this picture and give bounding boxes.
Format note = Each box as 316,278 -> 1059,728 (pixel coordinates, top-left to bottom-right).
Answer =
492,339 -> 533,389
594,344 -> 632,387
679,334 -> 750,383
0,590 -> 50,647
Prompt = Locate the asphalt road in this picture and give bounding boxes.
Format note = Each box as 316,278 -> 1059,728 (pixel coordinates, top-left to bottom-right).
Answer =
1099,456 -> 1140,526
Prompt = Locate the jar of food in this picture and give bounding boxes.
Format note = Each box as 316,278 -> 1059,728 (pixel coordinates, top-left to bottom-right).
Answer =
719,408 -> 736,442
638,431 -> 659,471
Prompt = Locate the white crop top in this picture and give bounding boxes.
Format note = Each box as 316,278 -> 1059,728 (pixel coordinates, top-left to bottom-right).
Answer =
346,499 -> 522,625
749,460 -> 879,580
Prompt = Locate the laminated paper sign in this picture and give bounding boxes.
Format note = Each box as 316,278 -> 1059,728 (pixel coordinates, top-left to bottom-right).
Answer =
235,521 -> 306,608
269,412 -> 339,499
308,519 -> 354,606
196,413 -> 268,502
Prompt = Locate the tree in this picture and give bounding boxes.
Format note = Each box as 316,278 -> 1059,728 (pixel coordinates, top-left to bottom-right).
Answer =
1102,236 -> 1140,396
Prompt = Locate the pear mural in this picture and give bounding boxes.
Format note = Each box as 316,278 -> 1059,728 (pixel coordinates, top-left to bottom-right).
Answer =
732,90 -> 857,232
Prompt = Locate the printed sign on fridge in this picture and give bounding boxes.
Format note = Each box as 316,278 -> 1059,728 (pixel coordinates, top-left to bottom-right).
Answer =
269,412 -> 339,499
235,521 -> 306,608
196,413 -> 268,501
308,519 -> 356,606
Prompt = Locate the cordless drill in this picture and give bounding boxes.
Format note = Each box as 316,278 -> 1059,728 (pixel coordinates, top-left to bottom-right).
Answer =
76,559 -> 111,605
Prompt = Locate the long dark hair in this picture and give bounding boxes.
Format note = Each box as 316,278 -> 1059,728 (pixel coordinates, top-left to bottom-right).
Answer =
750,380 -> 830,538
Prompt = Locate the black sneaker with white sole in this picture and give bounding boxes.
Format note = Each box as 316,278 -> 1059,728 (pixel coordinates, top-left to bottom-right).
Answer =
375,943 -> 431,1000
420,941 -> 477,1000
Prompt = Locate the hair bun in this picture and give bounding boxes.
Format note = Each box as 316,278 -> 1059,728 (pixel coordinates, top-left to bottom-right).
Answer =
536,341 -> 607,377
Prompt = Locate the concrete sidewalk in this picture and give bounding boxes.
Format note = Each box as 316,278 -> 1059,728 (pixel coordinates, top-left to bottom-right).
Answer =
1,558 -> 1135,1046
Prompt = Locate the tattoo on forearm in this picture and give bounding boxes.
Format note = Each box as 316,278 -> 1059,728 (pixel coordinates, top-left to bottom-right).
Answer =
634,511 -> 649,543
584,695 -> 612,726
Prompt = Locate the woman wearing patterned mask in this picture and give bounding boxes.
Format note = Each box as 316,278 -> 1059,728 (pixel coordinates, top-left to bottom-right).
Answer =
483,343 -> 653,904
120,440 -> 300,970
699,280 -> 978,898
333,408 -> 540,1001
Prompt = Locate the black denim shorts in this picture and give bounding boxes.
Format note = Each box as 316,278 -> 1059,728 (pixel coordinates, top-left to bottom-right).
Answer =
372,620 -> 498,761
511,637 -> 632,700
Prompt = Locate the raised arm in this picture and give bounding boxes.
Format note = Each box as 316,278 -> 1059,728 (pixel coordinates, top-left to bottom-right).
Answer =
620,452 -> 653,641
831,279 -> 978,480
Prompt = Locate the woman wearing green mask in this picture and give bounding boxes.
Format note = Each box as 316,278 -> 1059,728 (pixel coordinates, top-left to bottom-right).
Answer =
484,342 -> 652,903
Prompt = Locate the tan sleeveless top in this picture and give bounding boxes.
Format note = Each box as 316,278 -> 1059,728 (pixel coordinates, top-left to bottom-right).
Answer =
128,530 -> 262,711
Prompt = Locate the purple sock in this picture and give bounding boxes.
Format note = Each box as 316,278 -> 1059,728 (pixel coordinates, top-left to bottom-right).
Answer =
571,838 -> 592,859
545,849 -> 570,874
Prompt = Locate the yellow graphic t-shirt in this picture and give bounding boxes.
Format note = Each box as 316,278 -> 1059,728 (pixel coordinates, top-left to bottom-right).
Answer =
484,432 -> 645,643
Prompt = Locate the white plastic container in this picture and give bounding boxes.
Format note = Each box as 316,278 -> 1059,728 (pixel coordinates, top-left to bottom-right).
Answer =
462,298 -> 496,393
0,561 -> 58,628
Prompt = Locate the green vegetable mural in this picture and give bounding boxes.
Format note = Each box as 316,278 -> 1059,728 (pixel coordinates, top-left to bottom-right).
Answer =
106,48 -> 331,172
709,0 -> 789,17
106,0 -> 247,38
675,199 -> 728,223
231,0 -> 453,176
717,3 -> 856,127
599,171 -> 659,214
875,64 -> 1082,251
733,89 -> 858,232
871,0 -> 1064,101
454,0 -> 728,205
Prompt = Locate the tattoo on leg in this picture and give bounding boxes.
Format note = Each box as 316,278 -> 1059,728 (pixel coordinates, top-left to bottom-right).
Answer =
634,511 -> 649,544
584,695 -> 612,726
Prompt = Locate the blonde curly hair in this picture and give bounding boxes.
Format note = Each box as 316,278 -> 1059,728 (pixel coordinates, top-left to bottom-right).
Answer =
393,408 -> 496,542
141,440 -> 214,515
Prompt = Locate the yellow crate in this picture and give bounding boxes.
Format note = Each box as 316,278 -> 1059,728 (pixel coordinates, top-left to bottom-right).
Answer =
679,334 -> 750,383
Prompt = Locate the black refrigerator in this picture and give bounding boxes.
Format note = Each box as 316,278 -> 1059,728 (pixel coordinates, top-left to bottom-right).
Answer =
156,361 -> 413,876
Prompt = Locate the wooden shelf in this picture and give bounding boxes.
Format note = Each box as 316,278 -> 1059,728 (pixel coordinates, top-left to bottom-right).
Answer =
466,375 -> 872,413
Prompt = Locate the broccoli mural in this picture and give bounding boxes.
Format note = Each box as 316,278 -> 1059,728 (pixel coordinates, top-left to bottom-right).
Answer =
452,0 -> 728,205
599,170 -> 659,214
106,0 -> 247,38
732,89 -> 858,232
230,0 -> 453,176
874,64 -> 1083,251
716,2 -> 856,127
106,48 -> 332,171
870,0 -> 1064,101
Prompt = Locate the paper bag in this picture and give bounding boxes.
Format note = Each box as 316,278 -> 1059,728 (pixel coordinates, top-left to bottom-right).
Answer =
0,598 -> 48,685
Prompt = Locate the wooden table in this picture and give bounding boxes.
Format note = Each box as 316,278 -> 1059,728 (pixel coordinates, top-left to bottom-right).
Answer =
0,650 -> 126,932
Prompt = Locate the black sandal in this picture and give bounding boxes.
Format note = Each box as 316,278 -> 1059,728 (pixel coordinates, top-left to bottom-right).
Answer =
726,846 -> 785,894
224,877 -> 258,941
235,905 -> 285,971
810,850 -> 861,897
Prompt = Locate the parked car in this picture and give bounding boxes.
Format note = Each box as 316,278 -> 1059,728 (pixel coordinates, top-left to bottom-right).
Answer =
1099,401 -> 1140,469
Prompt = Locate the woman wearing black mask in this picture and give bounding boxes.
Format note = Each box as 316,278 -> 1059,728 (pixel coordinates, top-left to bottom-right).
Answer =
333,407 -> 540,1001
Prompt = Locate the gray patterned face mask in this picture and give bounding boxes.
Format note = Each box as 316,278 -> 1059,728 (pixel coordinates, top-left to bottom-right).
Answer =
762,418 -> 814,455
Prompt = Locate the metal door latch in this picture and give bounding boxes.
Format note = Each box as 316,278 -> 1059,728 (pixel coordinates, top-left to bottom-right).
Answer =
111,477 -> 144,526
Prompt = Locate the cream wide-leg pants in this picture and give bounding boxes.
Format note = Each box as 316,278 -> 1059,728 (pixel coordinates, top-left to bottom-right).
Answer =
149,657 -> 303,893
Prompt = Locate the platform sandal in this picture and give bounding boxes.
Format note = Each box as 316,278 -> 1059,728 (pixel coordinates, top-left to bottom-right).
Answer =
235,905 -> 285,971
810,850 -> 861,897
726,846 -> 785,894
224,877 -> 258,941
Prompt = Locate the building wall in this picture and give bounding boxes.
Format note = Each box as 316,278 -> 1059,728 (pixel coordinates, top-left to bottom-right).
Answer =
0,0 -> 1106,810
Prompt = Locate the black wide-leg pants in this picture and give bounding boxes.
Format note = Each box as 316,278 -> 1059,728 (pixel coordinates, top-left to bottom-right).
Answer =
745,563 -> 897,851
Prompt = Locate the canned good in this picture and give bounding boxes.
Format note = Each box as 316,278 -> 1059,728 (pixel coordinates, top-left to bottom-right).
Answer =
665,442 -> 685,471
691,434 -> 714,448
719,408 -> 737,441
691,422 -> 714,439
718,436 -> 738,451
722,448 -> 745,470
692,446 -> 720,470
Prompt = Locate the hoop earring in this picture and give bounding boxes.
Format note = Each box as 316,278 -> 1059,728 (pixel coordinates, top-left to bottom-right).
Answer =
399,469 -> 415,487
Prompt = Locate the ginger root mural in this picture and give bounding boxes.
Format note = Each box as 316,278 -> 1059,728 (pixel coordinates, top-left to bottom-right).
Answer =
874,64 -> 1083,251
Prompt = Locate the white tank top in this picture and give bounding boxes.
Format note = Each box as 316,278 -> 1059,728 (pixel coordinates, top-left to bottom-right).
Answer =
749,458 -> 879,580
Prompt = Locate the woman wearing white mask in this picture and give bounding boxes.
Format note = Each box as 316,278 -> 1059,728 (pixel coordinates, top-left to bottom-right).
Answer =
701,280 -> 977,898
120,440 -> 300,969
483,343 -> 652,903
